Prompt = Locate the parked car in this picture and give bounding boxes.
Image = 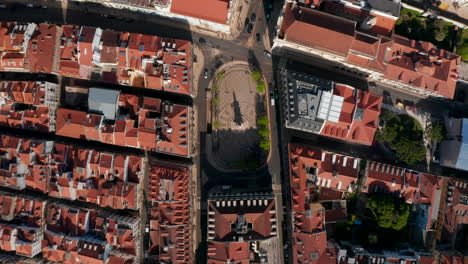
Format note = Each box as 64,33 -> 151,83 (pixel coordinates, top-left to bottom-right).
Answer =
250,13 -> 256,24
256,33 -> 261,44
263,50 -> 272,58
204,69 -> 209,79
247,23 -> 253,34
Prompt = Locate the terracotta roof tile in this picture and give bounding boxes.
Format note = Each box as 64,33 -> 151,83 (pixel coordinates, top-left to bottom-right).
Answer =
280,2 -> 355,56
170,0 -> 230,24
384,35 -> 461,99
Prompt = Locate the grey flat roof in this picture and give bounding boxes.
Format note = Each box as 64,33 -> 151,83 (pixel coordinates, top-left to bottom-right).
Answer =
366,0 -> 401,17
88,87 -> 120,120
284,70 -> 333,132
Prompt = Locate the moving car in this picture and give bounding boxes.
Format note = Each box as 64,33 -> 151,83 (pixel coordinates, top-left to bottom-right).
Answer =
204,69 -> 209,79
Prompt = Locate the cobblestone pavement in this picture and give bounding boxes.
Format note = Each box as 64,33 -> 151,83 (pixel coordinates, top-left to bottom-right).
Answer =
211,63 -> 261,169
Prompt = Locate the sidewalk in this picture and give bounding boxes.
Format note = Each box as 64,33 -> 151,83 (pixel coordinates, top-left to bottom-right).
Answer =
192,44 -> 205,98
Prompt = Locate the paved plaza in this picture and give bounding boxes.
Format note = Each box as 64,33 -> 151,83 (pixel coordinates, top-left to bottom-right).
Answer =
211,63 -> 262,169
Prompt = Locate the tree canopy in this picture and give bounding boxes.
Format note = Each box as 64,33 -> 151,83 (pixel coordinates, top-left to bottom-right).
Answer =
367,195 -> 410,231
377,112 -> 426,164
427,120 -> 446,143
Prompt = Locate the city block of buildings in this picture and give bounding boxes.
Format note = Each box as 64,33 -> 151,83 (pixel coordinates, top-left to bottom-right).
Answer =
42,203 -> 141,263
0,81 -> 60,132
274,0 -> 461,99
0,22 -> 193,95
206,191 -> 281,264
56,87 -> 191,156
280,70 -> 383,146
146,163 -> 193,263
287,143 -> 468,264
0,134 -> 144,211
70,0 -> 240,37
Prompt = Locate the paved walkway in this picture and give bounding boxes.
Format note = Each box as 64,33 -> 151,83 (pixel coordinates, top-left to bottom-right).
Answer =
439,0 -> 468,20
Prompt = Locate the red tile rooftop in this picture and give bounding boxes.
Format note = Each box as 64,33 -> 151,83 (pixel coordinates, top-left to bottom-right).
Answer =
440,254 -> 466,264
207,241 -> 250,264
292,232 -> 337,264
442,179 -> 468,235
320,84 -> 382,146
384,35 -> 460,99
0,133 -> 144,211
364,161 -> 405,193
321,1 -> 396,36
147,163 -> 192,264
43,203 -> 140,263
280,2 -> 356,56
148,164 -> 189,202
1,22 -> 193,95
0,81 -> 59,132
27,24 -> 58,73
207,195 -> 277,241
55,90 -> 190,156
350,32 -> 381,58
0,193 -> 44,257
55,108 -> 87,139
288,144 -> 359,204
170,0 -> 230,25
279,3 -> 460,99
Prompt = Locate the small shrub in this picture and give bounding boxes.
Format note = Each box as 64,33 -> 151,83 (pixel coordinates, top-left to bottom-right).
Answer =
260,139 -> 270,151
256,81 -> 266,93
251,71 -> 263,83
216,72 -> 224,81
257,115 -> 268,126
213,120 -> 221,129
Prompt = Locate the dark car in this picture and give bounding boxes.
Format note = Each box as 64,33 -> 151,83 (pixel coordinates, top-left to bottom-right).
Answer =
256,33 -> 261,44
247,23 -> 253,34
250,13 -> 256,24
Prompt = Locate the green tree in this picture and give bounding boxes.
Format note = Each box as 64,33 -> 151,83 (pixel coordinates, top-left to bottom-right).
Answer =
455,30 -> 468,61
379,125 -> 398,142
433,19 -> 448,41
213,97 -> 220,105
377,114 -> 426,164
391,136 -> 426,164
381,109 -> 398,122
428,120 -> 446,142
367,195 -> 410,231
435,30 -> 447,42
